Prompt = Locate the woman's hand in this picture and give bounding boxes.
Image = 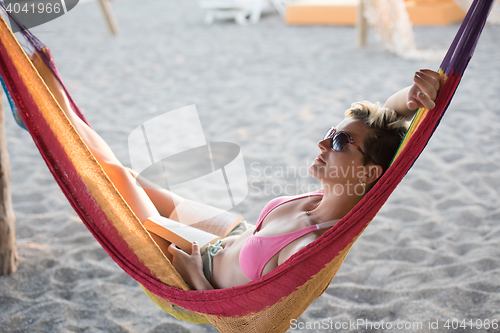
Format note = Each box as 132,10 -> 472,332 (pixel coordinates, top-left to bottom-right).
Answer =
168,242 -> 214,290
406,69 -> 441,111
384,69 -> 442,120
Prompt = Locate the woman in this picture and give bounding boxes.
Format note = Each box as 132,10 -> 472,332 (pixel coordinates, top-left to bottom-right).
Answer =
32,52 -> 440,290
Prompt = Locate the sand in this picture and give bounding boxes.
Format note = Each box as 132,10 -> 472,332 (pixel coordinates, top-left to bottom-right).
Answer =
1,1 -> 500,332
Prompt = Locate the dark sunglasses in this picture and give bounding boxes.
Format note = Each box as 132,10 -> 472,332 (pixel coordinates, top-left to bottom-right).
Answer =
323,127 -> 370,160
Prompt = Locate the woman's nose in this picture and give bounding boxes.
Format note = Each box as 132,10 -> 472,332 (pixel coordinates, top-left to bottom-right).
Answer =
317,138 -> 330,151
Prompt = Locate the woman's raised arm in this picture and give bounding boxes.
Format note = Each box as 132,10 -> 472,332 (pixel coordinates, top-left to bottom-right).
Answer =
384,69 -> 441,120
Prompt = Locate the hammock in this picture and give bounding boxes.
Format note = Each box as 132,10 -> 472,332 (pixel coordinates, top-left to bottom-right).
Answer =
0,0 -> 494,331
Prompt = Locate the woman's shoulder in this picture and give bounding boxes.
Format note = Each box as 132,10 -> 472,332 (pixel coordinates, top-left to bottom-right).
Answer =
258,190 -> 324,223
264,190 -> 324,210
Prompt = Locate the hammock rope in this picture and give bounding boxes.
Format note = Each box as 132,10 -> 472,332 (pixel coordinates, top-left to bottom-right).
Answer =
0,0 -> 494,331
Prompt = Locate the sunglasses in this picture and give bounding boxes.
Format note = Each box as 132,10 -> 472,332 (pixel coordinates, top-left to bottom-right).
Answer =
323,127 -> 370,159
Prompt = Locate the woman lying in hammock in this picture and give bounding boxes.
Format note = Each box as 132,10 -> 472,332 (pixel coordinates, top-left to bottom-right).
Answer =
32,52 -> 440,290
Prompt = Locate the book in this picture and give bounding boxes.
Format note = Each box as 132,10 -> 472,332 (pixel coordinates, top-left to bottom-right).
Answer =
168,199 -> 243,238
144,199 -> 243,261
144,216 -> 220,260
134,170 -> 243,238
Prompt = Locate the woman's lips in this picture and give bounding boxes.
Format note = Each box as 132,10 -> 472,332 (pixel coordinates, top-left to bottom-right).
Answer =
316,154 -> 326,164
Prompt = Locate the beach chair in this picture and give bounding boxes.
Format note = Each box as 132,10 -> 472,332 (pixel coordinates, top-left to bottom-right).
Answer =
0,0 -> 495,331
198,0 -> 282,24
454,0 -> 500,23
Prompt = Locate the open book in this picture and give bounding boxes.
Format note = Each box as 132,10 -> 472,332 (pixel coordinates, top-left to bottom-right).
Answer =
144,199 -> 243,261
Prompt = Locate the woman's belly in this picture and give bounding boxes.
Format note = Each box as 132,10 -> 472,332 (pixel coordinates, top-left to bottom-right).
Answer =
210,228 -> 254,289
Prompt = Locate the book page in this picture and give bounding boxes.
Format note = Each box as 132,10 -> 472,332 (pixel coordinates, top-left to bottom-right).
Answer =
144,216 -> 220,254
169,199 -> 243,238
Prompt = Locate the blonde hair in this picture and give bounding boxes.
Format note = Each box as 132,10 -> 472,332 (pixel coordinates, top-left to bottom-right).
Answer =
345,101 -> 409,172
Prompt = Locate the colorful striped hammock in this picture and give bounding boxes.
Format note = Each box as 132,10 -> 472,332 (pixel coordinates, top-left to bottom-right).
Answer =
0,0 -> 494,331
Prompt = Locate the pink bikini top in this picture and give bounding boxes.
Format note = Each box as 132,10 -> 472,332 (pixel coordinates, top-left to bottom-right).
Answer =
239,190 -> 338,281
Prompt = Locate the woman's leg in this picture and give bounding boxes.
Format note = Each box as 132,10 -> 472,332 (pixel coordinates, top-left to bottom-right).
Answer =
126,167 -> 184,218
31,51 -> 161,222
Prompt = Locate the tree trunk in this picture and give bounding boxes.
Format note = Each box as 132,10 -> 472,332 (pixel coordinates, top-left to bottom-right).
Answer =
98,0 -> 120,35
0,96 -> 18,275
357,0 -> 368,47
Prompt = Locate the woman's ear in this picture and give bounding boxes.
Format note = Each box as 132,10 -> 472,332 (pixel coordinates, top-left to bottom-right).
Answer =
360,164 -> 383,186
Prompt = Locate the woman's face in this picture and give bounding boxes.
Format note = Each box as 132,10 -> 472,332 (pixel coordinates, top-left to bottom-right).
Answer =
309,118 -> 372,193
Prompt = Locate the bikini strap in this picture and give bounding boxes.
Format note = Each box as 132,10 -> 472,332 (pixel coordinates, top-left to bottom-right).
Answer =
315,219 -> 340,230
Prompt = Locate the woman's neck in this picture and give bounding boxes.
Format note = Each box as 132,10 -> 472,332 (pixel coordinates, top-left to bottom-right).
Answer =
307,186 -> 363,223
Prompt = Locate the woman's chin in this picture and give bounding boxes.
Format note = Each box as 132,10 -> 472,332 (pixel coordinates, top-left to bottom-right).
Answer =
308,164 -> 323,181
308,165 -> 316,177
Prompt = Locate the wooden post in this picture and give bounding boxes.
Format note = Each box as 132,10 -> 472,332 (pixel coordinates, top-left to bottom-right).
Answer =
98,0 -> 120,35
0,95 -> 18,276
357,0 -> 368,47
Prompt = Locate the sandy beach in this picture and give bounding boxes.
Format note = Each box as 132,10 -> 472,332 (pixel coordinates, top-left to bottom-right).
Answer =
1,1 -> 500,332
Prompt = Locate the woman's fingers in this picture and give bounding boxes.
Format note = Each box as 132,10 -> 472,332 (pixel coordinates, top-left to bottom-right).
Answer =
420,69 -> 441,86
417,91 -> 436,110
409,69 -> 441,110
414,71 -> 439,101
168,243 -> 179,255
420,70 -> 440,93
407,94 -> 419,110
169,242 -> 201,259
405,69 -> 441,112
191,241 -> 200,256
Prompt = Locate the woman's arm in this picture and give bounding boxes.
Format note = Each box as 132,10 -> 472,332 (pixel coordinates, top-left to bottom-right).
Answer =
384,69 -> 441,120
168,242 -> 214,290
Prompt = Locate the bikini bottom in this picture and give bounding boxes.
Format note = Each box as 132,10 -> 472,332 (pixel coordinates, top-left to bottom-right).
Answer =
200,220 -> 253,282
